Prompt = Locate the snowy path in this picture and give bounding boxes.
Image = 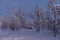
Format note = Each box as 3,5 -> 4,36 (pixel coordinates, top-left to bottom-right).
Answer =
0,29 -> 59,40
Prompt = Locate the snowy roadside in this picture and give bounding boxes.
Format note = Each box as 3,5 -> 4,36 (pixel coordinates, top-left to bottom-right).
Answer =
0,29 -> 59,40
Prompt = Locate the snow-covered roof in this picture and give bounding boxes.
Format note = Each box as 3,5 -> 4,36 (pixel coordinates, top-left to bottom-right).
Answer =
54,4 -> 60,7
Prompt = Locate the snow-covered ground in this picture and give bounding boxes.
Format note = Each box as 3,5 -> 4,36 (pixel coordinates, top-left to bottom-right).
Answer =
0,29 -> 59,40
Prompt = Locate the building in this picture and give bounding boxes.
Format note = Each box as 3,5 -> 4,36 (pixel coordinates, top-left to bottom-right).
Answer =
54,4 -> 60,28
54,4 -> 60,16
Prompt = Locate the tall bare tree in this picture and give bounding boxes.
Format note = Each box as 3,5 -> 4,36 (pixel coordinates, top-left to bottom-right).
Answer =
46,0 -> 58,37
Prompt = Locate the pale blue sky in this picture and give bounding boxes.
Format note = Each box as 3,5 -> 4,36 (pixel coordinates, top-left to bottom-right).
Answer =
0,0 -> 60,19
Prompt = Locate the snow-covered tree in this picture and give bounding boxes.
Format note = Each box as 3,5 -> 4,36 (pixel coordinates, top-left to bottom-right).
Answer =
16,8 -> 27,29
26,21 -> 33,29
1,16 -> 8,30
30,5 -> 44,32
9,15 -> 20,31
45,11 -> 53,30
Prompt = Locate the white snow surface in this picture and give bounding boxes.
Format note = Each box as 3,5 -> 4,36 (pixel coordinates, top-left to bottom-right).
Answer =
0,29 -> 59,40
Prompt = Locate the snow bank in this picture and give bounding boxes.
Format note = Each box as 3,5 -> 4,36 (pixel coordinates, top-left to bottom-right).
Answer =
0,29 -> 59,40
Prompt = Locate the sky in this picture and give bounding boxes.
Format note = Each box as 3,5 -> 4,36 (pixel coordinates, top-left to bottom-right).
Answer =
0,0 -> 60,20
